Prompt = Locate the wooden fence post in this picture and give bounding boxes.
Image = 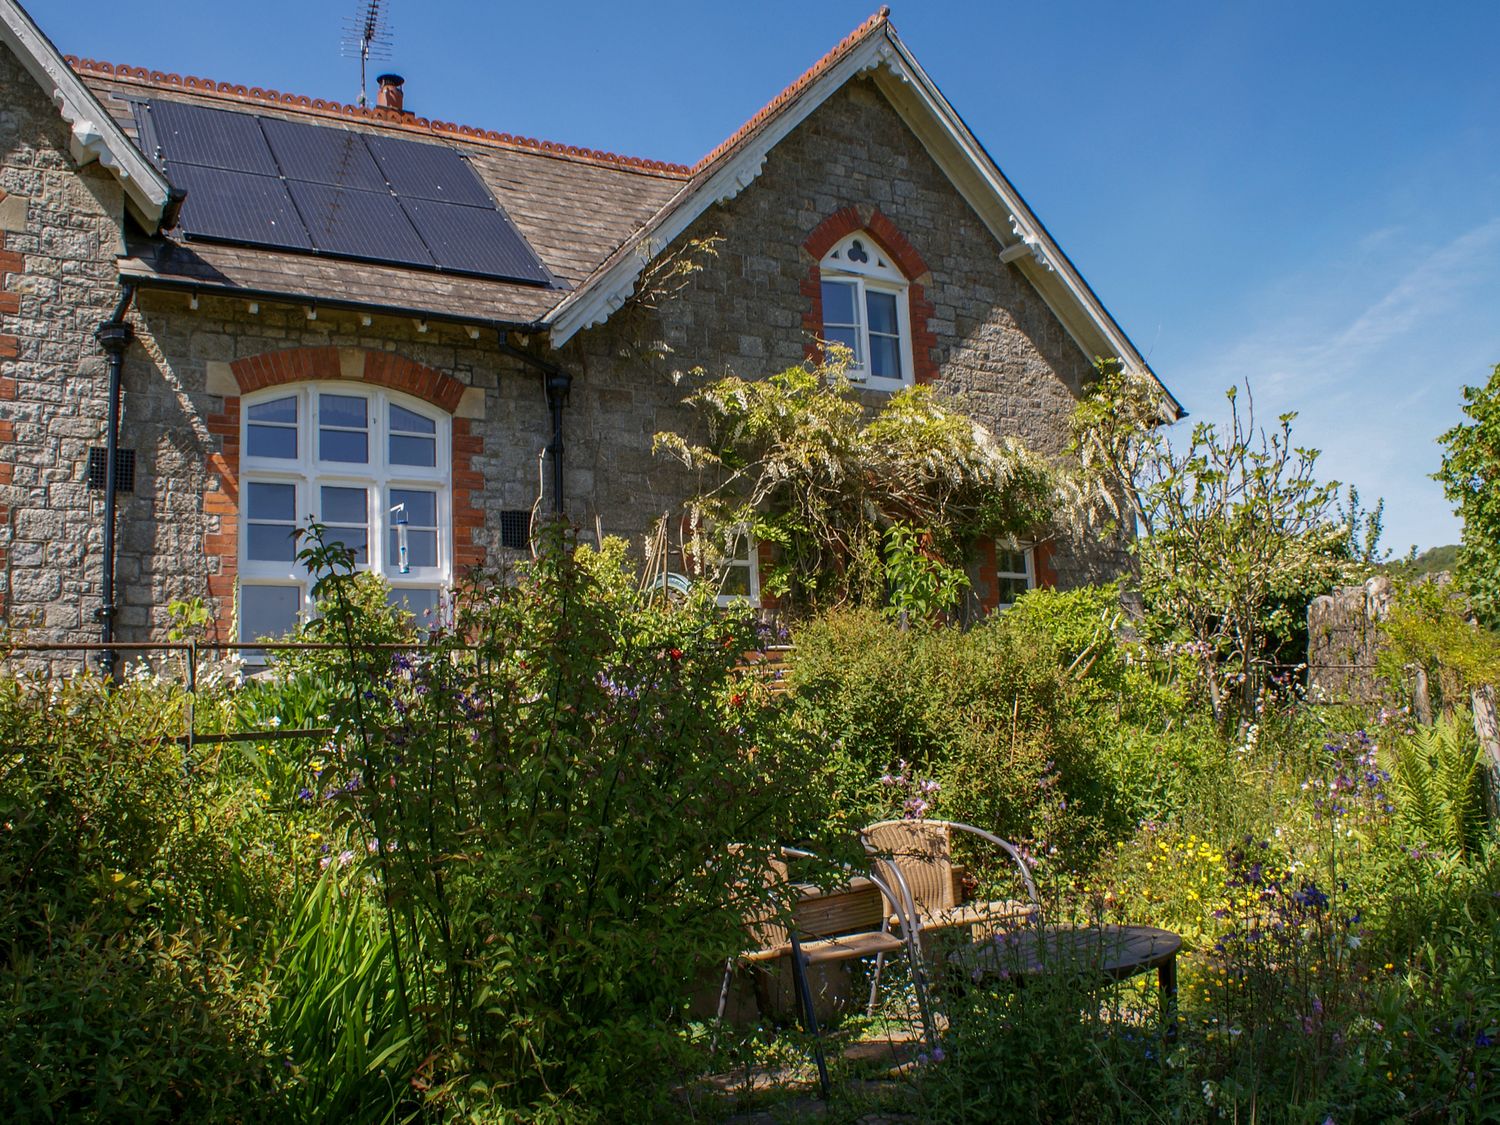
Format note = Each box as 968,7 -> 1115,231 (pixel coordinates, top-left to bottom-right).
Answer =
1473,685 -> 1500,820
1412,667 -> 1433,726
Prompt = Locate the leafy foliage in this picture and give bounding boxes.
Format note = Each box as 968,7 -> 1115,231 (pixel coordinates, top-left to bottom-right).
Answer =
1378,578 -> 1500,709
295,524 -> 836,1118
1068,364 -> 1362,719
0,671 -> 286,1121
654,360 -> 1054,612
1435,363 -> 1500,627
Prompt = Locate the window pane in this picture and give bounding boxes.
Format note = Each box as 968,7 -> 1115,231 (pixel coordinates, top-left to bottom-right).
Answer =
320,429 -> 369,463
247,482 -> 296,522
997,549 -> 1028,575
869,334 -> 902,379
247,425 -> 297,459
247,523 -> 297,562
998,576 -> 1030,605
393,528 -> 438,569
390,434 -> 437,467
391,489 -> 437,527
821,279 -> 857,326
390,404 -> 436,435
866,290 -> 899,335
241,585 -> 300,642
720,566 -> 751,597
321,486 -> 367,525
389,586 -> 440,621
248,396 -> 297,424
326,527 -> 369,563
824,325 -> 862,364
319,394 -> 367,429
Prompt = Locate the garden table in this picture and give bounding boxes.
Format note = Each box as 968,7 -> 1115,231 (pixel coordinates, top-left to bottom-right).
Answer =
957,923 -> 1181,1033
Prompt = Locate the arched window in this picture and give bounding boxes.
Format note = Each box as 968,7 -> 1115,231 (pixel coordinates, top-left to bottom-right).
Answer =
820,232 -> 914,390
238,382 -> 450,643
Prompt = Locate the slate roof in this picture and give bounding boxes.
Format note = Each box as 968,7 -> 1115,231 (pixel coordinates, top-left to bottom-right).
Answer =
75,62 -> 689,326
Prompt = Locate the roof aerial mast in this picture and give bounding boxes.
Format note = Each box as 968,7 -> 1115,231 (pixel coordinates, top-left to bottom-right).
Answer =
341,0 -> 393,107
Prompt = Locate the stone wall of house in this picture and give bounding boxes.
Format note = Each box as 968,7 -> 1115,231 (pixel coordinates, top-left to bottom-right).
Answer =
557,76 -> 1123,590
0,45 -> 133,649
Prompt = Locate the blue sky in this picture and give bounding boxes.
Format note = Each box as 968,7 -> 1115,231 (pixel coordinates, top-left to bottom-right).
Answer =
41,1 -> 1500,551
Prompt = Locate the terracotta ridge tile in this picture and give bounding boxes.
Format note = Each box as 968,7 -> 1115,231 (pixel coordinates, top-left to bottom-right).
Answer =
67,56 -> 693,178
690,7 -> 890,175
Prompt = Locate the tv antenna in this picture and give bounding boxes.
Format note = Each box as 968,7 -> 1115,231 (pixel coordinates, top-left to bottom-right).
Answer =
341,0 -> 394,107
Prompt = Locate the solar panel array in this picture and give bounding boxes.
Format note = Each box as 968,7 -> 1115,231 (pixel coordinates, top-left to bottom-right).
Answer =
137,99 -> 553,287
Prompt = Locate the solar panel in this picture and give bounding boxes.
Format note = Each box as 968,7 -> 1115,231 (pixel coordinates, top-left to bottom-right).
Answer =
146,99 -> 555,287
288,181 -> 434,267
260,116 -> 389,191
149,100 -> 279,176
403,197 -> 552,283
169,163 -> 313,250
364,133 -> 494,207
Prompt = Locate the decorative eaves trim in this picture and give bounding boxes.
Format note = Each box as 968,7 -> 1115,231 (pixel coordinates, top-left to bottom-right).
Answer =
1,0 -> 173,229
545,18 -> 1180,421
546,31 -> 891,345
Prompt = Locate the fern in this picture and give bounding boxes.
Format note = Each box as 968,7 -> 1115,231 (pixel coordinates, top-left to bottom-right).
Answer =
1385,713 -> 1490,858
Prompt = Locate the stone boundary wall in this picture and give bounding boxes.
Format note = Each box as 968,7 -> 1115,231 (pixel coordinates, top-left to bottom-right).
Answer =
1307,576 -> 1394,704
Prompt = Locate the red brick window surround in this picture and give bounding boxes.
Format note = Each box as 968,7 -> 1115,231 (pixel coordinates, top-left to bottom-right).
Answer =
204,347 -> 484,644
800,206 -> 939,386
0,228 -> 20,620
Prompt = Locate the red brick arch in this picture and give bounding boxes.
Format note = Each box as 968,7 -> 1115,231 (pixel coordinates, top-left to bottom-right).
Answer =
799,206 -> 939,385
204,346 -> 484,643
228,346 -> 467,413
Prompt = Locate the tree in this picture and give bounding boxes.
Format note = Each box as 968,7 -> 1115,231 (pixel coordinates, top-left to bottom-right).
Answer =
1434,363 -> 1500,628
1068,364 -> 1359,720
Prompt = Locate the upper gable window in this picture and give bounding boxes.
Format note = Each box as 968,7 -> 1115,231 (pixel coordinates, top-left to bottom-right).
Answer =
820,233 -> 914,391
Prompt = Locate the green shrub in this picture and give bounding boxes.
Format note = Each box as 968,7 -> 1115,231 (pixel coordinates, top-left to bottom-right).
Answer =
0,670 -> 288,1120
788,601 -> 1139,870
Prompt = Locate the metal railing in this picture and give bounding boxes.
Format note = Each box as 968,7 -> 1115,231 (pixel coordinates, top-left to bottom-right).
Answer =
2,639 -> 797,755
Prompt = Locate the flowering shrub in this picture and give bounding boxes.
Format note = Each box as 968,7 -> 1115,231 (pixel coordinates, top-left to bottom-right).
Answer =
878,760 -> 941,820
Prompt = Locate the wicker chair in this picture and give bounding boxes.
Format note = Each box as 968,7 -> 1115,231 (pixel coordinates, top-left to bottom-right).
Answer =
715,846 -> 934,1096
861,818 -> 1041,935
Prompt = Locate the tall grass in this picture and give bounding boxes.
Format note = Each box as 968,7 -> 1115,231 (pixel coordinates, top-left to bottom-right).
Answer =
270,865 -> 418,1124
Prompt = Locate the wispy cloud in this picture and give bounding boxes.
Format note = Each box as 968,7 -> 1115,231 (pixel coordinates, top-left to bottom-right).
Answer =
1199,216 -> 1500,396
1173,216 -> 1500,550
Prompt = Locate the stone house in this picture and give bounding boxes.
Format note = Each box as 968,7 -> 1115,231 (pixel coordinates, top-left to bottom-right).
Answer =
0,1 -> 1180,662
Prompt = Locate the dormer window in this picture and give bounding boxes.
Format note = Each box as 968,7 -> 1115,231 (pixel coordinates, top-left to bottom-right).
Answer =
820,233 -> 914,391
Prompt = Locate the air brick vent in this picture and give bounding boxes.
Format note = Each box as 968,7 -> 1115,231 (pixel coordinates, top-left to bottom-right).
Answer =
499,509 -> 530,551
87,447 -> 136,493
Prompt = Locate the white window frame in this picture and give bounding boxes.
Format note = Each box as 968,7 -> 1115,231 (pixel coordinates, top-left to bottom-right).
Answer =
715,526 -> 761,608
994,539 -> 1036,609
238,382 -> 451,644
819,232 -> 915,392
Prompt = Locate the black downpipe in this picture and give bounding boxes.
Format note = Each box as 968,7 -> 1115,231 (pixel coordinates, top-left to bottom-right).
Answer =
496,337 -> 572,517
544,370 -> 571,516
94,284 -> 136,679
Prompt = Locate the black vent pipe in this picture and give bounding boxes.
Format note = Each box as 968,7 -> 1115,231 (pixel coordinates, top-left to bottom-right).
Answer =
94,284 -> 135,679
